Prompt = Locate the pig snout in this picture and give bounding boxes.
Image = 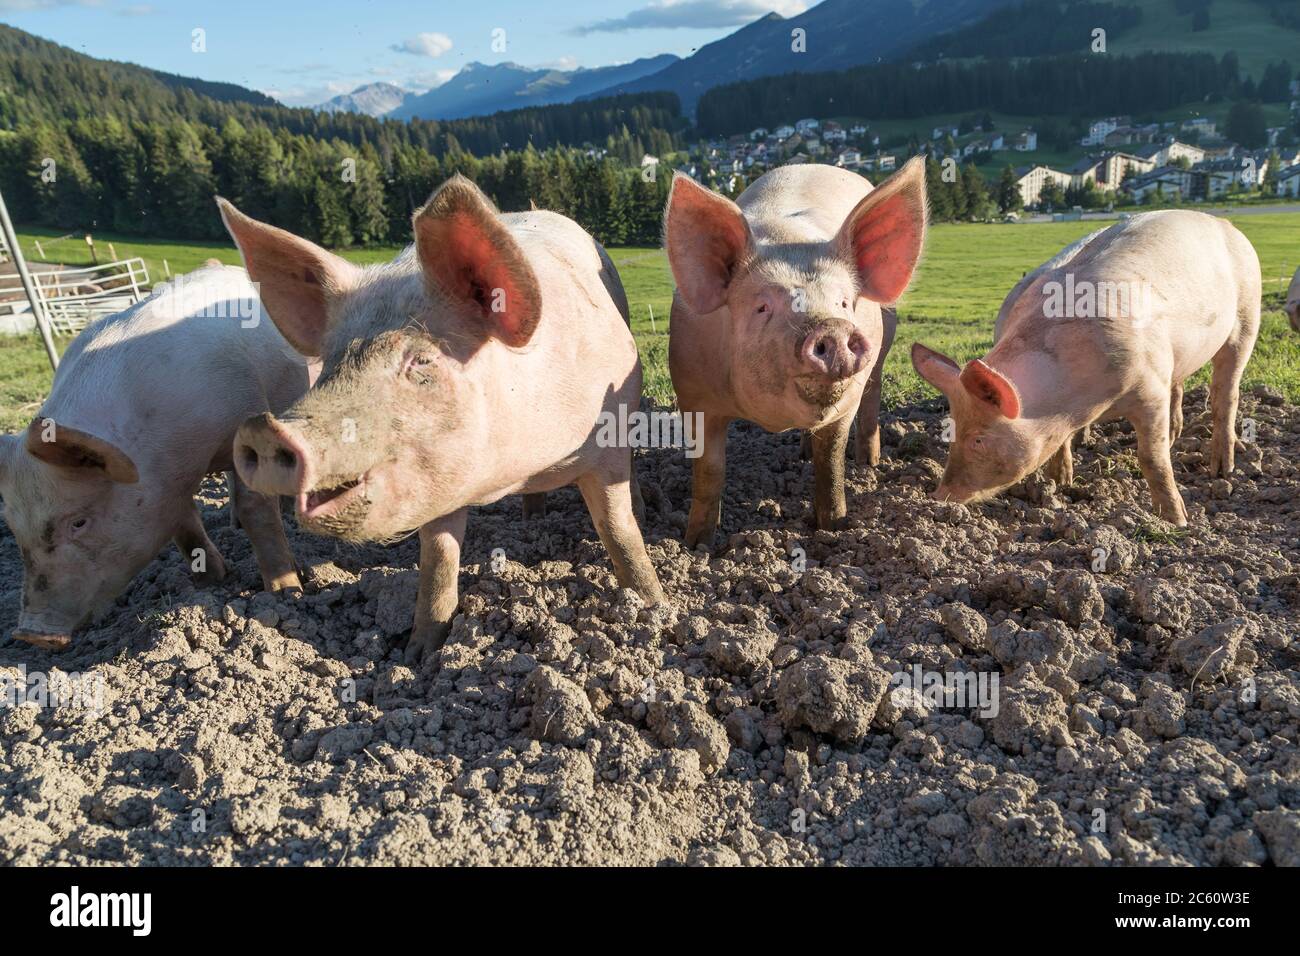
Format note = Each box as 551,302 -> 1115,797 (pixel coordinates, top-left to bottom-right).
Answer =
800,321 -> 869,381
234,413 -> 313,497
11,629 -> 72,651
12,613 -> 76,651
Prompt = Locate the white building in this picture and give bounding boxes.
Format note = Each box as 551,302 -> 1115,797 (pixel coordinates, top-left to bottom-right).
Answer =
773,125 -> 795,140
1014,165 -> 1072,207
1083,116 -> 1128,146
1277,164 -> 1300,198
1013,130 -> 1038,152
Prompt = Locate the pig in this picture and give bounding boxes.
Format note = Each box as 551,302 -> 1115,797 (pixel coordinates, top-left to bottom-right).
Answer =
220,176 -> 665,662
911,209 -> 1261,526
664,158 -> 926,547
0,262 -> 308,650
1285,265 -> 1300,333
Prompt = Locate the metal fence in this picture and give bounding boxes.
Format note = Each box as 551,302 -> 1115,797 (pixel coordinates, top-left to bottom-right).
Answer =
0,258 -> 149,334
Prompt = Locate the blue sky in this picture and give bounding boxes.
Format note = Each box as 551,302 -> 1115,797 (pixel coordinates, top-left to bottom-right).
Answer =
0,0 -> 808,105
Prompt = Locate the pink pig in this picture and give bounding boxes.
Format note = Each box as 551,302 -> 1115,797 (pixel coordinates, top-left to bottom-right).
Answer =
664,159 -> 927,547
221,176 -> 665,662
0,262 -> 307,650
912,210 -> 1261,526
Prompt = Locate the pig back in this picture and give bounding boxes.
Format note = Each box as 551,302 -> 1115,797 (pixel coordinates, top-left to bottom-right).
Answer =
996,211 -> 1257,385
42,263 -> 313,480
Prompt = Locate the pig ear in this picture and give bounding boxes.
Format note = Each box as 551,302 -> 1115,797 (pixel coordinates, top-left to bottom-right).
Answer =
413,175 -> 542,348
911,343 -> 961,396
836,155 -> 928,303
664,173 -> 753,315
216,197 -> 360,357
960,359 -> 1022,420
24,419 -> 139,484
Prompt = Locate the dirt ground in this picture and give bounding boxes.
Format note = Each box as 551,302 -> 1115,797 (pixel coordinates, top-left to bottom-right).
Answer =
1,384 -> 1298,866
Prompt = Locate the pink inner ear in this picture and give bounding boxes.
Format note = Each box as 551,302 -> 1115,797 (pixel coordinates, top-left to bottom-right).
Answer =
420,206 -> 541,347
960,360 -> 1022,419
842,163 -> 927,304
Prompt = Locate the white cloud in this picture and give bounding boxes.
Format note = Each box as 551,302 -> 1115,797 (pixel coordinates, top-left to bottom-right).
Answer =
390,31 -> 454,58
571,0 -> 806,35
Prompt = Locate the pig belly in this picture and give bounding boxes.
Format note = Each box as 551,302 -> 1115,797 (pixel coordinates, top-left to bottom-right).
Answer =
1167,311 -> 1236,383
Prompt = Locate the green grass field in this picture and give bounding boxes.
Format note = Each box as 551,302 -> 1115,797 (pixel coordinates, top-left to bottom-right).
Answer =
4,212 -> 1297,433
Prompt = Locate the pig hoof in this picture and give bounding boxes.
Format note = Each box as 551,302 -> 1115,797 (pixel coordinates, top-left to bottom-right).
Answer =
263,570 -> 303,594
192,555 -> 227,586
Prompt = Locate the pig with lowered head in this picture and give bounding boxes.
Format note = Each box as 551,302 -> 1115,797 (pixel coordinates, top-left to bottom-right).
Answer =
664,159 -> 926,547
223,176 -> 664,662
1285,265 -> 1300,333
912,210 -> 1260,526
0,262 -> 307,650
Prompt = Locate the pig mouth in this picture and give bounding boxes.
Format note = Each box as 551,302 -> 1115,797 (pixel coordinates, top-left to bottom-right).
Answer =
297,472 -> 371,522
795,376 -> 852,409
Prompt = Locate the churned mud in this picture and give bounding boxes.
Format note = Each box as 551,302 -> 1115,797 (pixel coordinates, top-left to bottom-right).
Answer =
1,384 -> 1297,866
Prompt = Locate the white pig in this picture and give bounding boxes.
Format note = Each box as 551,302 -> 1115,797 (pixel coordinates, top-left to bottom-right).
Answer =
0,262 -> 308,649
912,210 -> 1260,526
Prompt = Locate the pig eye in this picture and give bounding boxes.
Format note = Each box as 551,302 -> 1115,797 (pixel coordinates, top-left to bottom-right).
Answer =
70,517 -> 89,534
756,303 -> 770,314
404,353 -> 436,383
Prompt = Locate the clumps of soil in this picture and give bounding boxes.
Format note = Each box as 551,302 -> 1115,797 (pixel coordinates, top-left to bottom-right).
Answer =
1,383 -> 1297,865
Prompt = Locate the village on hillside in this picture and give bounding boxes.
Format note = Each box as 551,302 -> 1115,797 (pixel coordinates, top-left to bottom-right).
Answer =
663,78 -> 1300,217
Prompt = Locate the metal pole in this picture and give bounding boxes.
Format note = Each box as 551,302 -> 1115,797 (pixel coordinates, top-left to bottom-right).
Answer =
0,187 -> 59,371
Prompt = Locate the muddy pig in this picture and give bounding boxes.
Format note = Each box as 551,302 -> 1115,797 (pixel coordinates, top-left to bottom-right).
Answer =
0,262 -> 308,650
1285,265 -> 1300,333
664,158 -> 926,547
912,210 -> 1260,526
223,176 -> 665,662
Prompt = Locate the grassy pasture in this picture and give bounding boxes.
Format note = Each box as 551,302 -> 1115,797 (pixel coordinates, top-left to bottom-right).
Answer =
3,212 -> 1297,433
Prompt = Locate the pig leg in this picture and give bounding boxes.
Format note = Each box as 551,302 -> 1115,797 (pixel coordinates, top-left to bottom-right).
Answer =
522,493 -> 547,521
810,414 -> 853,530
1132,400 -> 1187,526
406,507 -> 468,664
684,413 -> 730,549
1208,343 -> 1248,478
174,502 -> 227,584
578,472 -> 665,605
1170,381 -> 1184,444
629,449 -> 647,526
230,471 -> 301,592
1045,432 -> 1074,487
855,307 -> 894,468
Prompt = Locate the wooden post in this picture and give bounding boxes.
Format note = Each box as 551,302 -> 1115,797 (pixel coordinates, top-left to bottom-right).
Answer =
0,187 -> 59,371
85,234 -> 97,264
